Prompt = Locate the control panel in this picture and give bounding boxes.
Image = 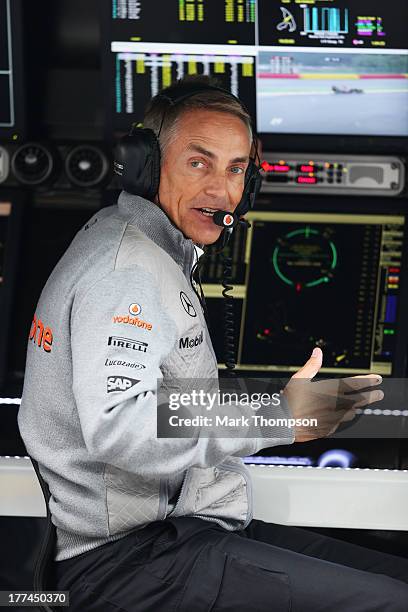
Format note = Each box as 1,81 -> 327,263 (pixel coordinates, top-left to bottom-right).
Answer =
260,154 -> 405,196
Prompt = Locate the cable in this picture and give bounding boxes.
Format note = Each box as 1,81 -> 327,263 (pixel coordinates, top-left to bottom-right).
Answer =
221,244 -> 237,377
191,220 -> 251,376
189,241 -> 237,376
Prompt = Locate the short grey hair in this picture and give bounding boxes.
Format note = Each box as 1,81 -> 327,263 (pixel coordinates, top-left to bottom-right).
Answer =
142,76 -> 253,157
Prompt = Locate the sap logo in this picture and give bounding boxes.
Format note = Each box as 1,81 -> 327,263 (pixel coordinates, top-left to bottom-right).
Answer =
179,330 -> 203,350
107,376 -> 139,393
29,313 -> 53,353
108,336 -> 148,353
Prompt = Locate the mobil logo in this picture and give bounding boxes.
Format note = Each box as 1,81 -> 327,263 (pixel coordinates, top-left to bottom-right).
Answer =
179,330 -> 204,350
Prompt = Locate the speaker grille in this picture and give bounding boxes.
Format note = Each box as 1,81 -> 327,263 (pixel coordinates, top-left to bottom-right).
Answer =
65,145 -> 109,187
12,143 -> 54,185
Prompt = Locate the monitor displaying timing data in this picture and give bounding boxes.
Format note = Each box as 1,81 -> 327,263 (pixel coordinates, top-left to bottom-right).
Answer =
201,211 -> 406,376
111,0 -> 256,45
256,0 -> 408,136
0,0 -> 24,140
107,0 -> 257,131
258,0 -> 408,49
105,0 -> 408,138
111,51 -> 256,132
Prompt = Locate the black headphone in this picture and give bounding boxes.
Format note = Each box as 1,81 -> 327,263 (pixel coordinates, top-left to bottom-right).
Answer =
113,81 -> 262,227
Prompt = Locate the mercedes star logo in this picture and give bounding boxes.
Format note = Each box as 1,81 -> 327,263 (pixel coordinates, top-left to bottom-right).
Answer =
180,291 -> 197,317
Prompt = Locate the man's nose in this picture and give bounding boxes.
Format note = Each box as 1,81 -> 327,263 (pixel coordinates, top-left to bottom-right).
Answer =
203,172 -> 228,199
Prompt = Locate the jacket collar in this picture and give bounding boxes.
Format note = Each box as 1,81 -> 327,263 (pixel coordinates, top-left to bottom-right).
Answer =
118,191 -> 196,276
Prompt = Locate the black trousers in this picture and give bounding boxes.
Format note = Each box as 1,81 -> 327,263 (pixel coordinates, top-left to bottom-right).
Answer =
55,518 -> 408,611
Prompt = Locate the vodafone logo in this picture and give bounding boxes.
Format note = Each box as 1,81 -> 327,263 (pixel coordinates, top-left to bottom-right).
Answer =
224,214 -> 234,227
113,315 -> 152,331
129,303 -> 142,316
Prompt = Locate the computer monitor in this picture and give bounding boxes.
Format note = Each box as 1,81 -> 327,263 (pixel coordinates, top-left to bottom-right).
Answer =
256,0 -> 408,137
102,0 -> 408,145
109,46 -> 256,132
0,0 -> 25,141
256,49 -> 408,137
201,208 -> 408,377
111,0 -> 256,45
103,1 -> 257,134
258,1 -> 408,50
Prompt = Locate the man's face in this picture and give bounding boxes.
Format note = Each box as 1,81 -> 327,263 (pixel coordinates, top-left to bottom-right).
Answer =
157,109 -> 251,245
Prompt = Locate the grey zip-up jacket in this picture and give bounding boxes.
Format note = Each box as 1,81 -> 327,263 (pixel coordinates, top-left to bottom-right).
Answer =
17,192 -> 294,561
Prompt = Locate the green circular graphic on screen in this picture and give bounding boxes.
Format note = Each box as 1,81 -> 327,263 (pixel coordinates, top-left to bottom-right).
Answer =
272,226 -> 337,291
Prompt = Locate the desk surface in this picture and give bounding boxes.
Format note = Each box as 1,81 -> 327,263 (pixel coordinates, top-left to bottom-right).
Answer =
1,456 -> 408,530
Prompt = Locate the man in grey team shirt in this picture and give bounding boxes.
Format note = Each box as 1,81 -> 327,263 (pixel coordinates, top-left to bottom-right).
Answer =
18,77 -> 408,610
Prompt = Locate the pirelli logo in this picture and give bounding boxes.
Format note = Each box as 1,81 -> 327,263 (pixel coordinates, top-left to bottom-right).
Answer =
108,336 -> 148,353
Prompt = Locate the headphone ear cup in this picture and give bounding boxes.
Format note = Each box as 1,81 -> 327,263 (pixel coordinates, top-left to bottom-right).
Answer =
113,127 -> 161,200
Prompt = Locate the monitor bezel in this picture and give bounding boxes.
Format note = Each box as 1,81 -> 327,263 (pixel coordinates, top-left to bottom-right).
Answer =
258,133 -> 408,157
0,190 -> 24,390
0,0 -> 25,142
100,0 -> 116,142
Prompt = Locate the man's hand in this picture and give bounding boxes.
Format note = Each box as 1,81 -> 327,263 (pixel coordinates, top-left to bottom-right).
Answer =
282,347 -> 384,443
